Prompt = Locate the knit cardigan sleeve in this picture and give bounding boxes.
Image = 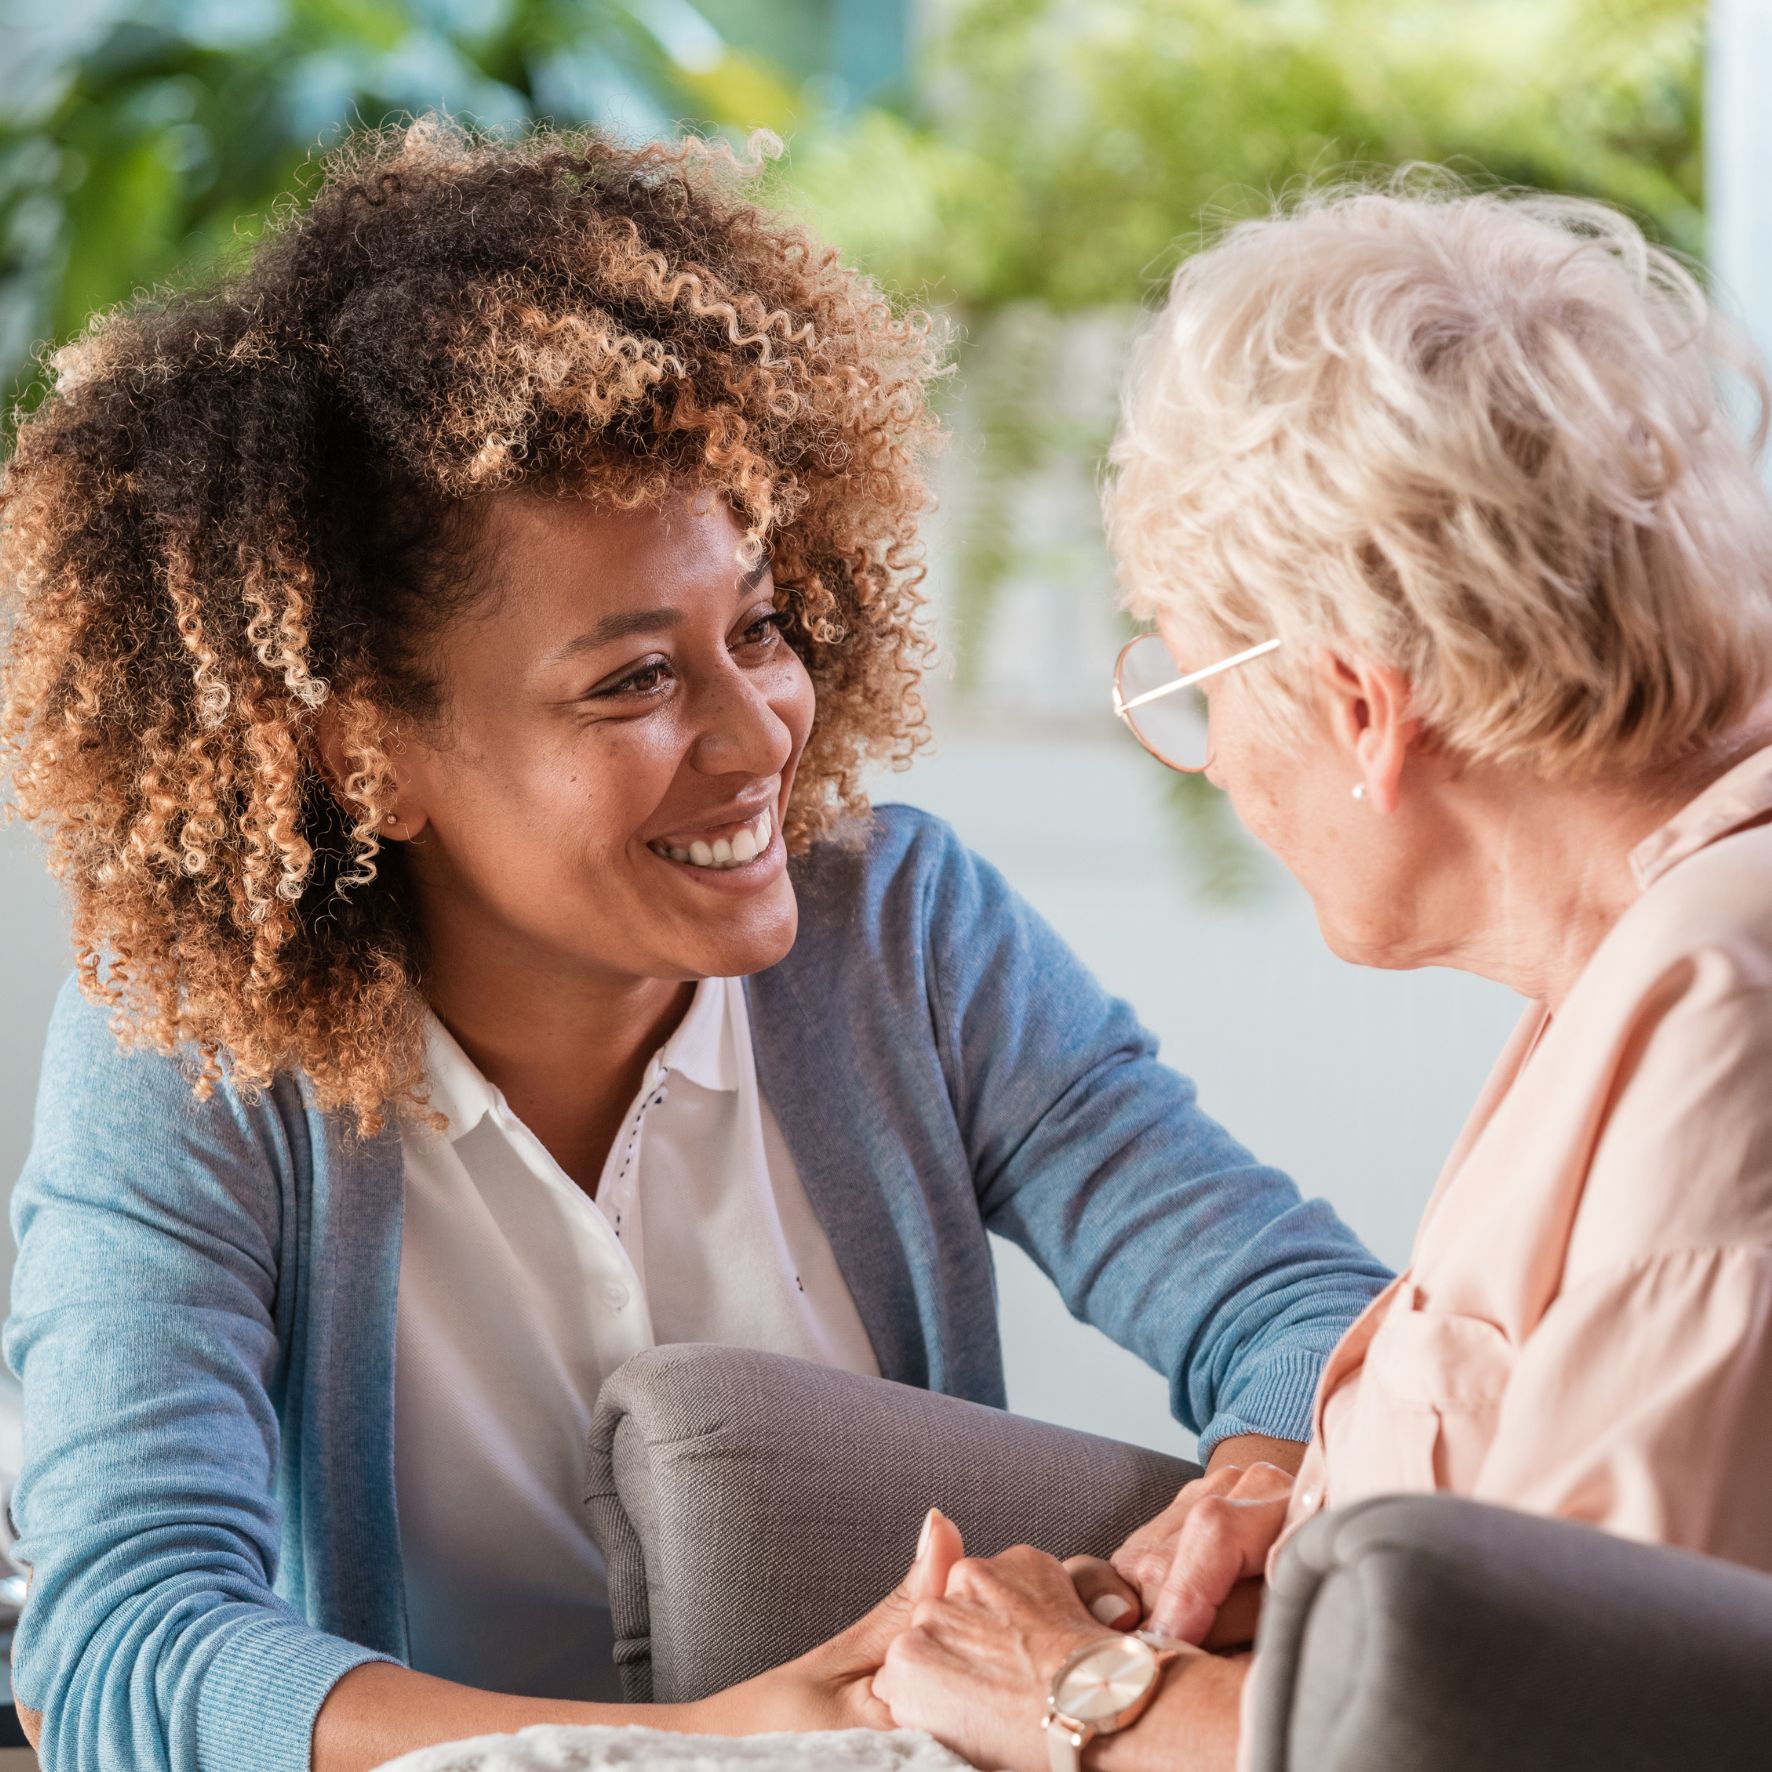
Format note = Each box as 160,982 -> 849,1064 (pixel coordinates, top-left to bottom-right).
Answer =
904,810 -> 1392,1453
4,978 -> 393,1772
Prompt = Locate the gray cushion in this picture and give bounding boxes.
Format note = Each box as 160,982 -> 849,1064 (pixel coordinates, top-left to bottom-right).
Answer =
583,1343 -> 1198,1703
1246,1493 -> 1772,1772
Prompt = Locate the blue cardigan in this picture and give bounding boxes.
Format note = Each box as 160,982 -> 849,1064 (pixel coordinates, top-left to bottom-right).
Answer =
4,807 -> 1388,1771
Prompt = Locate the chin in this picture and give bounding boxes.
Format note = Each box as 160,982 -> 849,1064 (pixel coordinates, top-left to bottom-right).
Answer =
692,895 -> 801,980
1319,914 -> 1418,973
1314,906 -> 1381,970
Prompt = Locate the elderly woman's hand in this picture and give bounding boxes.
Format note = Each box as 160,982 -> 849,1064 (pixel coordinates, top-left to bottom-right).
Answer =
873,1542 -> 1138,1772
1109,1460 -> 1295,1645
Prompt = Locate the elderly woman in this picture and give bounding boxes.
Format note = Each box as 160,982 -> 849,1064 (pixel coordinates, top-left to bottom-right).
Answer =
0,120 -> 1388,1772
872,177 -> 1772,1770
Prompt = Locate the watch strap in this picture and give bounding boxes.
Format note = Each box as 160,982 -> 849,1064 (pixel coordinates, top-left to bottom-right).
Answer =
1043,1712 -> 1092,1772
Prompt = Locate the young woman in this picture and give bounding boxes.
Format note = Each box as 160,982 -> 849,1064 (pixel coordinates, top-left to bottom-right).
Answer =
0,120 -> 1386,1771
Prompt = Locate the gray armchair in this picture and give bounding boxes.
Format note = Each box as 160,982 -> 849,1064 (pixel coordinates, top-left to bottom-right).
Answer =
582,1343 -> 1196,1703
1243,1489 -> 1772,1772
586,1344 -> 1772,1770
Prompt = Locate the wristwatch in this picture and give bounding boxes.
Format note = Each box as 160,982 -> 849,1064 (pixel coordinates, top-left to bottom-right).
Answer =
1041,1630 -> 1180,1771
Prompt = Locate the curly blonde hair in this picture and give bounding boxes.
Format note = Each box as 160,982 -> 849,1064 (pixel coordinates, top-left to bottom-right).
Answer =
1108,171 -> 1772,778
0,116 -> 945,1136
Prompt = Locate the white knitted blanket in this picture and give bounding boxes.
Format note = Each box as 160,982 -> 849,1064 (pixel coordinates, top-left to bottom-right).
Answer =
375,1724 -> 983,1772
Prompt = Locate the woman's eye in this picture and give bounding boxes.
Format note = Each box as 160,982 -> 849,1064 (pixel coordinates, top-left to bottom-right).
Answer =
738,610 -> 784,648
589,658 -> 673,700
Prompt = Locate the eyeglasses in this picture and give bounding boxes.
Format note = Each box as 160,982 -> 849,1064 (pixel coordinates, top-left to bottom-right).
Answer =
1112,635 -> 1282,773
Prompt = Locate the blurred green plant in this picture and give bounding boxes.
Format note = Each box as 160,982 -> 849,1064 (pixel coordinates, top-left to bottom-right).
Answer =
785,0 -> 1704,307
775,0 -> 1705,895
0,0 -> 805,425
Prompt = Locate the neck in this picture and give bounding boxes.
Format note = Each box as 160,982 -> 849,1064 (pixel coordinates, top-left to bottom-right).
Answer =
419,920 -> 694,1192
1401,718 -> 1772,1011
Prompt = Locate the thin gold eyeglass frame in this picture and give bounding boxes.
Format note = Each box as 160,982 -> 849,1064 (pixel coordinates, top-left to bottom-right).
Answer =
1111,634 -> 1282,773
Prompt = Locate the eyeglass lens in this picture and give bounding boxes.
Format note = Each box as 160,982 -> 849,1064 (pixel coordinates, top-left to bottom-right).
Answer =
1118,634 -> 1211,770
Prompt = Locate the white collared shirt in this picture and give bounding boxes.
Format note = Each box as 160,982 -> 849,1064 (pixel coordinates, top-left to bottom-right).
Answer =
392,975 -> 879,1700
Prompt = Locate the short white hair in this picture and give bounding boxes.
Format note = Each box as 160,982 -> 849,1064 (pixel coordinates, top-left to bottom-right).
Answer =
1106,170 -> 1772,779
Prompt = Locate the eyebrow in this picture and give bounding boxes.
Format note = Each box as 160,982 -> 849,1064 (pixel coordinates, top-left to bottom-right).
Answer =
539,554 -> 774,668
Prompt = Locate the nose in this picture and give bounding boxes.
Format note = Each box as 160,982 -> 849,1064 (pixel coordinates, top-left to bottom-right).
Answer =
688,665 -> 794,781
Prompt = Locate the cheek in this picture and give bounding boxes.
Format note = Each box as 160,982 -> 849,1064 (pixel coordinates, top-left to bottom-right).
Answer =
1224,774 -> 1287,853
582,733 -> 688,855
1231,761 -> 1368,905
1207,703 -> 1269,806
1215,726 -> 1303,852
483,726 -> 675,867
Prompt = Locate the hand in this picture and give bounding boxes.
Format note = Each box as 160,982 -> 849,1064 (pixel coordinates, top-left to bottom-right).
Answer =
875,1536 -> 1156,1772
705,1507 -> 967,1736
1110,1460 -> 1295,1644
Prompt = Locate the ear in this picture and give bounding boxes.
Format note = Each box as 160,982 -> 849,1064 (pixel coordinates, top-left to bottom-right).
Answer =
314,698 -> 430,840
1312,653 -> 1418,816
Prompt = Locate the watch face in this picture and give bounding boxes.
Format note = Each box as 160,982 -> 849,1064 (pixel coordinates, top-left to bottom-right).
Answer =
1052,1635 -> 1159,1725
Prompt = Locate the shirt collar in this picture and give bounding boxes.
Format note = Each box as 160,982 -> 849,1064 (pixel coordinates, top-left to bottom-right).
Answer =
1630,742 -> 1772,891
657,974 -> 739,1094
419,1011 -> 504,1143
419,975 -> 739,1146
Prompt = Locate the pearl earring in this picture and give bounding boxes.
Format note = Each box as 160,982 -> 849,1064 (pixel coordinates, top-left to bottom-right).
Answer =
1351,783 -> 1367,801
384,813 -> 398,826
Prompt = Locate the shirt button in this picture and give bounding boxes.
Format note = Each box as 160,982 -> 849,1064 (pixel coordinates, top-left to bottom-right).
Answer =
1299,1486 -> 1322,1511
603,1282 -> 629,1310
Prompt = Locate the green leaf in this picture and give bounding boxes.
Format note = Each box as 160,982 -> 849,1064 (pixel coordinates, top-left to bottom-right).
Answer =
53,134 -> 183,339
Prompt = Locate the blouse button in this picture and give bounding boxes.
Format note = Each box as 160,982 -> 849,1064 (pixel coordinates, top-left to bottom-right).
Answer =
603,1282 -> 630,1311
1299,1486 -> 1322,1511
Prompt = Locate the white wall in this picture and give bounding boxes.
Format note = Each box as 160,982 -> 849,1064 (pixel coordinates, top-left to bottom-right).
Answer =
0,830 -> 70,1302
1709,0 -> 1772,416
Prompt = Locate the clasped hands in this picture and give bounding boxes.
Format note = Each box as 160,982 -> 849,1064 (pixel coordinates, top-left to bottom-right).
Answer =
734,1458 -> 1294,1772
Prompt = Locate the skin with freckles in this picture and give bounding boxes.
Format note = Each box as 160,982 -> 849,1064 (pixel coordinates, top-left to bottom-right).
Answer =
388,492 -> 808,972
318,486 -> 813,1191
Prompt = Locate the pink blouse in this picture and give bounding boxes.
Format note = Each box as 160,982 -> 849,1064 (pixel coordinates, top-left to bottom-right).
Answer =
1274,744 -> 1772,1574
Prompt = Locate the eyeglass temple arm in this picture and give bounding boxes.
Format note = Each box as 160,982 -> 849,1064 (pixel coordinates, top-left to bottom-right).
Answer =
1115,637 -> 1282,715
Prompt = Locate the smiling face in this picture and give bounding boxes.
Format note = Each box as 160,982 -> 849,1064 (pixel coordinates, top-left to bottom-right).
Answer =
379,489 -> 814,993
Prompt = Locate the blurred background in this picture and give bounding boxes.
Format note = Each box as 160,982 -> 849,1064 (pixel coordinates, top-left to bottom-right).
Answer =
1,0 -> 1765,1456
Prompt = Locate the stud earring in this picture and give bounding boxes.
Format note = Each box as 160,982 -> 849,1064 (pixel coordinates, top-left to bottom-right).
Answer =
384,813 -> 398,826
1351,783 -> 1367,801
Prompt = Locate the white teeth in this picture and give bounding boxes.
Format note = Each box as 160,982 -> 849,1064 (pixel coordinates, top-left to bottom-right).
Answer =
655,807 -> 775,871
